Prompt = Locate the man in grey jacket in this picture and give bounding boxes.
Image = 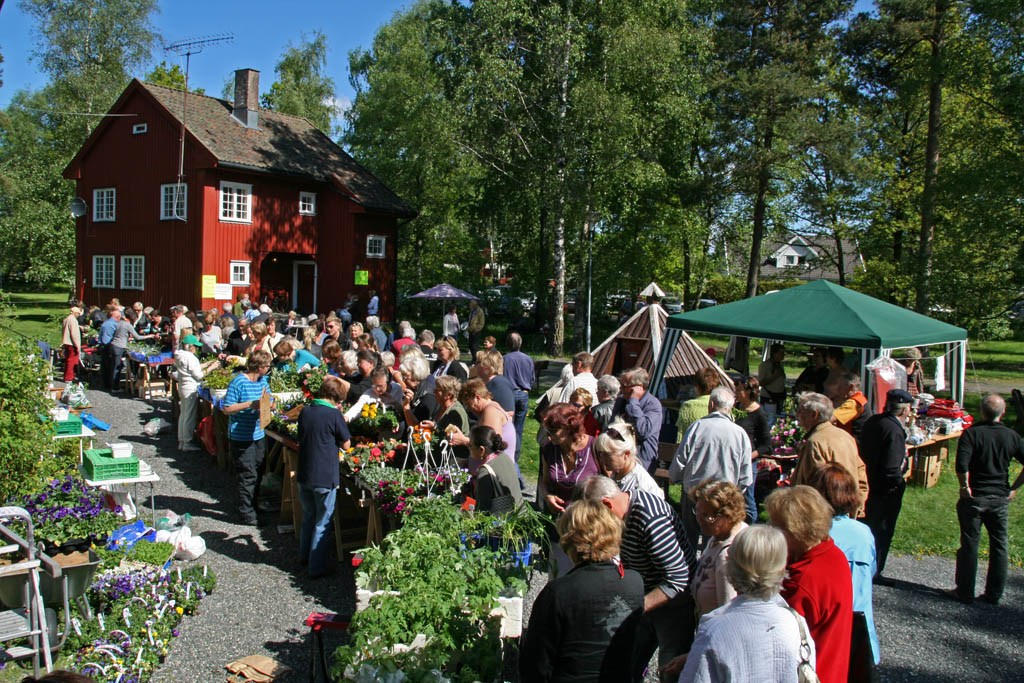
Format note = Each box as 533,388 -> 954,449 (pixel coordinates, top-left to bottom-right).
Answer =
670,386 -> 752,549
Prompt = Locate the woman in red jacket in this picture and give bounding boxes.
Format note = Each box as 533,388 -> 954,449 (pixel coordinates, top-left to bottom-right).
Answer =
767,484 -> 854,683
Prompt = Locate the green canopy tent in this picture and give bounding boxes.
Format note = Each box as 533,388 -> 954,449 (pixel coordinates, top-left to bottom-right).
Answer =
650,280 -> 969,405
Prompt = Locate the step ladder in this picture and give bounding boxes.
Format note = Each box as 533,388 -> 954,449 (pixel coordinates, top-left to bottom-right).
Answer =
0,507 -> 63,677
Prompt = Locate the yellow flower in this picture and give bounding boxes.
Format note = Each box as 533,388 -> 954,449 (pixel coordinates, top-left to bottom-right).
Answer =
175,606 -> 184,615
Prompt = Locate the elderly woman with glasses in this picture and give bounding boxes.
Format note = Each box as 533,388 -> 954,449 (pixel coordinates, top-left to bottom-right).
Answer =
593,419 -> 663,499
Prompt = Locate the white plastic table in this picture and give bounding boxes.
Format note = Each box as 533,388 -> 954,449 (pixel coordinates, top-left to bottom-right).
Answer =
79,459 -> 160,527
52,425 -> 95,461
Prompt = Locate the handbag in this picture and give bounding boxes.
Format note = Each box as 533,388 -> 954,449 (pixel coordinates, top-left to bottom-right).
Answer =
480,463 -> 517,515
785,607 -> 820,683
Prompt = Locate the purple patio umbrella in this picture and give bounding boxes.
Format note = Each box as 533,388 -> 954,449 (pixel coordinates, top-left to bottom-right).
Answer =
409,283 -> 479,301
409,283 -> 478,335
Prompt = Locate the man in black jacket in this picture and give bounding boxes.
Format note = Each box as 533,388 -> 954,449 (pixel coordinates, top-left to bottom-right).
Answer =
859,388 -> 913,582
946,394 -> 1024,605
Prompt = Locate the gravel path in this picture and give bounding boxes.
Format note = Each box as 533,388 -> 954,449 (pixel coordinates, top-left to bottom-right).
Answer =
75,382 -> 1023,682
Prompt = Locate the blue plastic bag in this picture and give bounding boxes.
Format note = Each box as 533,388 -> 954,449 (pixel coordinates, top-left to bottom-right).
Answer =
80,412 -> 111,431
106,519 -> 155,551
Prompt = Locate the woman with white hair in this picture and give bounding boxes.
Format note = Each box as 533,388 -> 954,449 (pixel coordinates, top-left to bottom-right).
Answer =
398,352 -> 437,425
677,525 -> 815,683
593,420 -> 664,499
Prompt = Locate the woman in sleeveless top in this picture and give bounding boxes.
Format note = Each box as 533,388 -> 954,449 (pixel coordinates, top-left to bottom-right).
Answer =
447,378 -> 515,468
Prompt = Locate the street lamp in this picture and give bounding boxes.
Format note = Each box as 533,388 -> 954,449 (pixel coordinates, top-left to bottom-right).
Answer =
585,210 -> 601,352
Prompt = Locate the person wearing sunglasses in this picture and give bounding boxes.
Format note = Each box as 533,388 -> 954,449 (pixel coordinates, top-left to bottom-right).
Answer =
593,420 -> 663,499
540,403 -> 598,514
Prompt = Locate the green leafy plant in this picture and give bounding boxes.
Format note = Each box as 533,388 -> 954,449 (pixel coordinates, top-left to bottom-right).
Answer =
267,367 -> 302,392
201,366 -> 237,391
335,497 -> 529,682
125,540 -> 175,567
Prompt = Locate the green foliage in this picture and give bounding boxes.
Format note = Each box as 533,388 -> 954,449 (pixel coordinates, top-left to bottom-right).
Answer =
267,367 -> 302,393
704,274 -> 745,305
201,366 -> 237,390
0,328 -> 58,501
144,61 -> 205,95
1,0 -> 159,287
335,496 -> 536,681
261,31 -> 339,135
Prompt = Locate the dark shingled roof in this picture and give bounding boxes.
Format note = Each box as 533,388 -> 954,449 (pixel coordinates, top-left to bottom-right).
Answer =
140,81 -> 415,217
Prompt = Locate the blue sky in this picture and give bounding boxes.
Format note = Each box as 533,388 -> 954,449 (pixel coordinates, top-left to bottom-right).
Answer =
1,0 -> 877,112
0,0 -> 413,111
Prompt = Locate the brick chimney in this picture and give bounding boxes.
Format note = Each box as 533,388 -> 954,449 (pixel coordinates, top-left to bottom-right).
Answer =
232,68 -> 260,128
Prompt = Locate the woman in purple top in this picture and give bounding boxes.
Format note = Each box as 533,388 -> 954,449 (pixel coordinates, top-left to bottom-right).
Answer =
541,403 -> 599,515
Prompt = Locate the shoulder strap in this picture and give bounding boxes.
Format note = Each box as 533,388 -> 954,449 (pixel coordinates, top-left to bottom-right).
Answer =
480,463 -> 508,495
785,607 -> 814,665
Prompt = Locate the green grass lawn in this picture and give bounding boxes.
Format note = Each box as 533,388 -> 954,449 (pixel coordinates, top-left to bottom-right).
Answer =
0,290 -> 68,347
892,456 -> 1024,568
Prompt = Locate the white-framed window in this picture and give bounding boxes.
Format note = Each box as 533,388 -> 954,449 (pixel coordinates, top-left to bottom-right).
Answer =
160,183 -> 187,220
366,235 -> 386,259
121,255 -> 145,290
785,254 -> 797,266
299,191 -> 316,216
219,181 -> 252,223
93,188 -> 116,222
230,260 -> 251,286
132,123 -> 148,135
93,255 -> 115,289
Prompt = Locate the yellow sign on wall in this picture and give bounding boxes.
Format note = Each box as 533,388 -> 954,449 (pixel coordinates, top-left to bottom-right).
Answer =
201,275 -> 217,299
354,270 -> 369,286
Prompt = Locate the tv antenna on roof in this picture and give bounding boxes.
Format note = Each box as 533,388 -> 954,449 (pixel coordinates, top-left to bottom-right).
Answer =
163,34 -> 234,216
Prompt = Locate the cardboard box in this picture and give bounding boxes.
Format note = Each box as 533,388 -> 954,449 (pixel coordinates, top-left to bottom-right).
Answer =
912,453 -> 942,488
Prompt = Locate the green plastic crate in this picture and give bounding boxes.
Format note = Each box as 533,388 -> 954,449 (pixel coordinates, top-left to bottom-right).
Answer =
83,448 -> 139,481
54,414 -> 83,435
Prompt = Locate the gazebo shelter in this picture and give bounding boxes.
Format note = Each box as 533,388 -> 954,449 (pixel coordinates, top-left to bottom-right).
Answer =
649,280 -> 969,405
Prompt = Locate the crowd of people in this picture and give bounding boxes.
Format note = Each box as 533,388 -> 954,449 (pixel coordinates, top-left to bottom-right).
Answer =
59,295 -> 1024,683
520,347 -> 1023,682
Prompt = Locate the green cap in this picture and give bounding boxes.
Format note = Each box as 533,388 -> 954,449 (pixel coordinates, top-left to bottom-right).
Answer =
181,334 -> 200,347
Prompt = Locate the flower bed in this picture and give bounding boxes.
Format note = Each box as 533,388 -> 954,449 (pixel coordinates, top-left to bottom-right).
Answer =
66,564 -> 216,681
11,475 -> 124,553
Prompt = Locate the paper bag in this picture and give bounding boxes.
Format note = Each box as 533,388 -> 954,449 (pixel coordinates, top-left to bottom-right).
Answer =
259,392 -> 272,429
225,654 -> 291,682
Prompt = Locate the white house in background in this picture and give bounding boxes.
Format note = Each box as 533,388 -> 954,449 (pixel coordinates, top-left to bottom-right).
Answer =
760,232 -> 864,283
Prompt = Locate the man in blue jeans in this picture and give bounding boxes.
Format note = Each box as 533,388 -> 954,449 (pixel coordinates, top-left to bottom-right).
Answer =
946,394 -> 1024,605
503,333 -> 535,490
297,376 -> 351,578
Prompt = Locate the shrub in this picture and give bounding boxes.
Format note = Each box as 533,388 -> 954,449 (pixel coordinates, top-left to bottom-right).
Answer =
0,331 -> 57,500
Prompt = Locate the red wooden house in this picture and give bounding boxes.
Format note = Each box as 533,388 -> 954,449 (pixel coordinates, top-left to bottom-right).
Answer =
63,69 -> 415,318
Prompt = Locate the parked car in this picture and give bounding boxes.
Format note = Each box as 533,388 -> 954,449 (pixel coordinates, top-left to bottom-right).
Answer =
697,298 -> 718,309
606,289 -> 633,311
660,296 -> 683,314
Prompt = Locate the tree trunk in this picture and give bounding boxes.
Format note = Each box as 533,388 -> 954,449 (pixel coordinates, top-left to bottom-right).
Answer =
916,0 -> 947,314
834,231 -> 846,286
682,233 -> 692,310
745,128 -> 773,299
550,4 -> 573,357
534,207 -> 549,331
